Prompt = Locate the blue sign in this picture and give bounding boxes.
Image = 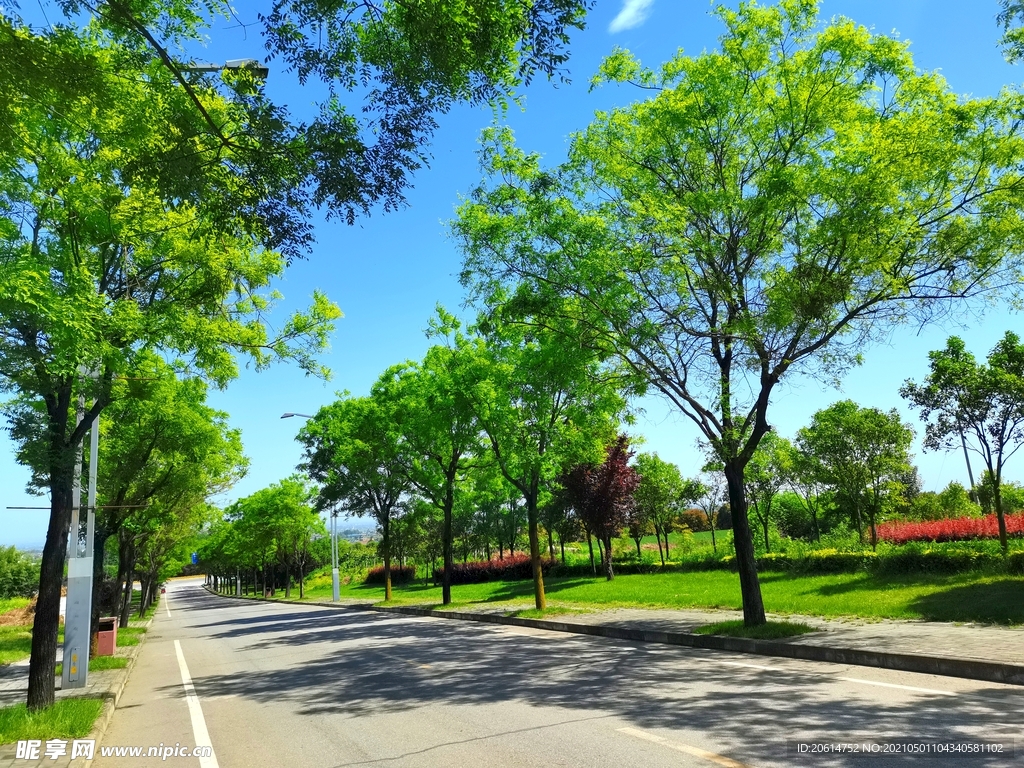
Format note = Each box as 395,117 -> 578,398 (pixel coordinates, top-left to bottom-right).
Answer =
191,552 -> 198,565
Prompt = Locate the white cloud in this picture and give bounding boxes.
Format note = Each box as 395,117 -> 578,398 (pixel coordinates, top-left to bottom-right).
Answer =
609,0 -> 655,33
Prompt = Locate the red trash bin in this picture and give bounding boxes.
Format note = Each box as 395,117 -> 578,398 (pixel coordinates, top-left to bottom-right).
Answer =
96,617 -> 118,656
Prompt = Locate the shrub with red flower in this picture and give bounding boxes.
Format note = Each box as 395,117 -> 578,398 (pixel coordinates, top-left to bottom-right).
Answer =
434,553 -> 556,585
877,513 -> 1024,544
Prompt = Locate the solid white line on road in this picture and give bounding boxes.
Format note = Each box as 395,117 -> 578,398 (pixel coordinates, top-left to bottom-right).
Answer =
165,593 -> 171,618
836,677 -> 958,696
174,640 -> 220,768
716,660 -> 779,672
618,727 -> 751,768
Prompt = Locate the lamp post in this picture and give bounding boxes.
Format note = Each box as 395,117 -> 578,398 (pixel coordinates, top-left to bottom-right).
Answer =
282,411 -> 339,602
184,58 -> 270,79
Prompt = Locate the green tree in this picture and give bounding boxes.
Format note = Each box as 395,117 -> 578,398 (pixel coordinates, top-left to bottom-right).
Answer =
455,1 -> 1024,623
298,396 -> 411,600
797,401 -> 914,550
372,316 -> 485,605
466,321 -> 625,607
745,433 -> 795,553
902,333 -> 1024,554
0,37 -> 338,708
633,453 -> 699,564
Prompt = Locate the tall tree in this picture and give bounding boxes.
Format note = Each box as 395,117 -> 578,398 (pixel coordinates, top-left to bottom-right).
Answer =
466,321 -> 625,607
902,333 -> 1024,554
633,453 -> 699,564
744,433 -> 794,552
796,401 -> 914,550
298,396 -> 411,600
455,0 -> 1024,624
373,315 -> 485,605
0,41 -> 337,708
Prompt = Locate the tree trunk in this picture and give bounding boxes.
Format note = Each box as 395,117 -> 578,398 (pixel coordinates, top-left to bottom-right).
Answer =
596,536 -> 603,567
664,527 -> 671,560
526,492 -> 546,610
27,464 -> 75,710
655,527 -> 664,566
762,512 -> 770,553
442,486 -> 454,606
634,537 -> 642,561
547,528 -> 555,560
724,459 -> 766,626
119,546 -> 136,629
383,518 -> 393,602
587,531 -> 596,575
285,563 -> 291,598
709,520 -> 717,553
603,535 -> 614,581
994,478 -> 1009,555
560,538 -> 565,565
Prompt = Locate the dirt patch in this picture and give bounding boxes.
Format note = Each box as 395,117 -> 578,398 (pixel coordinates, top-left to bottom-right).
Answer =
0,598 -> 35,626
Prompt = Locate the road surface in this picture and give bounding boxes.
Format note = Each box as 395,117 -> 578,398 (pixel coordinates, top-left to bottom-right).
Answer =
92,578 -> 1022,767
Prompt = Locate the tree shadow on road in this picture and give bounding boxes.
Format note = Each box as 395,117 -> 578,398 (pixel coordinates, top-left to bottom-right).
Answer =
157,586 -> 1021,767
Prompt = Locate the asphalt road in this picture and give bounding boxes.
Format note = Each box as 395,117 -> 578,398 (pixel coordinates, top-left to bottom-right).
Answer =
92,578 -> 1023,767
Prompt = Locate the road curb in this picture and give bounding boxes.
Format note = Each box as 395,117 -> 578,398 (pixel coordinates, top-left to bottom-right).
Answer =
204,587 -> 1024,687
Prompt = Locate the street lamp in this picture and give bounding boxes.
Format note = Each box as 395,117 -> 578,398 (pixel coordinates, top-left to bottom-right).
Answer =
185,58 -> 270,79
282,410 -> 340,602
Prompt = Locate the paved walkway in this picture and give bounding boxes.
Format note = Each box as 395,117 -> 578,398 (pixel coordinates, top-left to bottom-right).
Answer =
427,601 -> 1024,667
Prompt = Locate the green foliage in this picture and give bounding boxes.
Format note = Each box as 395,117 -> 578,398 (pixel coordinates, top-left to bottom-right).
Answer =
0,548 -> 38,600
0,698 -> 104,743
456,0 -> 1024,620
796,401 -> 915,547
902,333 -> 1024,553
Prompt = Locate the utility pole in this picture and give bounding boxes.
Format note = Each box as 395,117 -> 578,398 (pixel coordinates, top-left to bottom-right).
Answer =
63,375 -> 99,689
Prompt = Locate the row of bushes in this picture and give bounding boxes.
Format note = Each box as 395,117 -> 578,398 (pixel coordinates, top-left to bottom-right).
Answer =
877,513 -> 1024,544
0,547 -> 39,599
433,554 -> 558,585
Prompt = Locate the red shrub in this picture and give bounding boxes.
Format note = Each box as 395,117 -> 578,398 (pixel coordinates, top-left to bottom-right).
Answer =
364,564 -> 416,584
434,554 -> 556,585
877,513 -> 1024,544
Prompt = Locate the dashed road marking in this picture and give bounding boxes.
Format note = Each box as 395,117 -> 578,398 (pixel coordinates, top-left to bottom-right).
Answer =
618,726 -> 752,767
836,677 -> 958,696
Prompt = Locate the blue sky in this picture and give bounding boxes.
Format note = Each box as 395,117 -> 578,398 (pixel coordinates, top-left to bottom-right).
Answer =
3,0 -> 1023,546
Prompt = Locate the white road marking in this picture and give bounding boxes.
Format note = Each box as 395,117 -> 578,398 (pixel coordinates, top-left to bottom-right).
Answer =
174,640 -> 220,768
165,593 -> 171,618
716,660 -> 779,671
618,726 -> 751,767
836,677 -> 958,696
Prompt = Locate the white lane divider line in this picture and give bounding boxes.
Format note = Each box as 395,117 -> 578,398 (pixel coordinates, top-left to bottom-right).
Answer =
836,677 -> 958,696
716,660 -> 779,671
618,727 -> 751,768
174,640 -> 220,768
165,592 -> 171,618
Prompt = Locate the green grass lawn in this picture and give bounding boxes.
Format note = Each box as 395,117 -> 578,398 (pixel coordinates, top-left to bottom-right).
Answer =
116,626 -> 146,647
269,569 -> 1024,625
696,619 -> 817,639
55,655 -> 128,677
0,698 -> 103,745
0,625 -> 33,666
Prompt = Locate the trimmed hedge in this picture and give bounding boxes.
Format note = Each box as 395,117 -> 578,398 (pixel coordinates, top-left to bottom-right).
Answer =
364,564 -> 416,585
434,554 -> 557,585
